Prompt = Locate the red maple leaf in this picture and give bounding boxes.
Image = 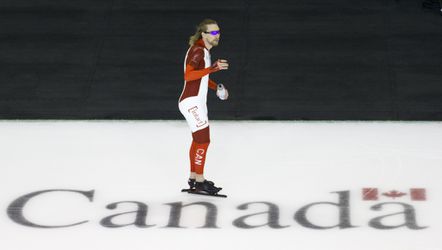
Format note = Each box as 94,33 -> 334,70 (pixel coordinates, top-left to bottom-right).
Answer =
382,190 -> 407,199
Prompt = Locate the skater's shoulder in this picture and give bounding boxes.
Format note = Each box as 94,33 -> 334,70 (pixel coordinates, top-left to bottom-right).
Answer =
188,45 -> 205,55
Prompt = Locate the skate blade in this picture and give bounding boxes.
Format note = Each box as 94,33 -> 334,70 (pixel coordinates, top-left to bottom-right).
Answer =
184,189 -> 227,198
181,188 -> 195,192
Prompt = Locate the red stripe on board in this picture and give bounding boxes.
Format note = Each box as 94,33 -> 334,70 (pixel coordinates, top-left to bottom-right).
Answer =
363,188 -> 378,200
410,188 -> 426,201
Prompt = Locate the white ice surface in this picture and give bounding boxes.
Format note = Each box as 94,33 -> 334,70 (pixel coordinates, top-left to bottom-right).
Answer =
0,120 -> 441,250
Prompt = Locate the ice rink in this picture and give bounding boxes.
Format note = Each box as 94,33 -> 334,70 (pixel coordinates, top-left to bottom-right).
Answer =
0,120 -> 441,250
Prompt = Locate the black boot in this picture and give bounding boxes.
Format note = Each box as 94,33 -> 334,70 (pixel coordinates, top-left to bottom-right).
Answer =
195,180 -> 222,194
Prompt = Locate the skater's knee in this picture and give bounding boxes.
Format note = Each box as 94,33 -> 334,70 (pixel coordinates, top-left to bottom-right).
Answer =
192,126 -> 210,144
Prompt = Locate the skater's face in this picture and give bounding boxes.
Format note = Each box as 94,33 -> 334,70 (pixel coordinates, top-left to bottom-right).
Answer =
202,24 -> 220,47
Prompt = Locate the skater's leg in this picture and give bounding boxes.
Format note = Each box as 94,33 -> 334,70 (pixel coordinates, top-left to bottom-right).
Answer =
179,98 -> 216,191
191,126 -> 210,182
194,142 -> 209,182
184,125 -> 224,196
179,98 -> 209,186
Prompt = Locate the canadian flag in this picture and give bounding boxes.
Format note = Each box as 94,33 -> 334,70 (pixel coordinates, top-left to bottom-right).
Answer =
362,188 -> 426,201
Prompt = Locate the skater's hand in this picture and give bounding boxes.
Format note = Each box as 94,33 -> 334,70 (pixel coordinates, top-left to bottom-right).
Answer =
215,59 -> 229,70
217,84 -> 229,100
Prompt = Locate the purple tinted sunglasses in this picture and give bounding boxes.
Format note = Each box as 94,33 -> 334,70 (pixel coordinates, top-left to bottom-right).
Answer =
204,30 -> 220,35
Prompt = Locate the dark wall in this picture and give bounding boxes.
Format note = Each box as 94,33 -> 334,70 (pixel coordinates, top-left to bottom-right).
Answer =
1,0 -> 441,120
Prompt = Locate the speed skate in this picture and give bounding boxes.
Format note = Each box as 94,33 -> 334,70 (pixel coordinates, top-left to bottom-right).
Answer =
181,188 -> 227,198
181,179 -> 227,198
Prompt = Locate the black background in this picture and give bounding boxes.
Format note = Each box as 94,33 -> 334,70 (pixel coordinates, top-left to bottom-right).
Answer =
1,0 -> 441,120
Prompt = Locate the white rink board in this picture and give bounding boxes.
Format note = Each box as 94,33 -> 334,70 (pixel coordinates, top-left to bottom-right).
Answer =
0,120 -> 441,250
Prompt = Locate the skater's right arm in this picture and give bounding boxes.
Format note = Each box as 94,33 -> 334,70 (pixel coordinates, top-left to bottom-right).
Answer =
184,48 -> 228,81
184,64 -> 218,81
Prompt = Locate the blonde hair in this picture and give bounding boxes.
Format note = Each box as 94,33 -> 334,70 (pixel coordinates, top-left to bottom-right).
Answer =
188,19 -> 218,46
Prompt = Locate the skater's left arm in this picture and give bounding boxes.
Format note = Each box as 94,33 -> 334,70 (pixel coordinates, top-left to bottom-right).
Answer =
209,78 -> 229,101
216,83 -> 229,100
208,79 -> 217,90
209,79 -> 228,100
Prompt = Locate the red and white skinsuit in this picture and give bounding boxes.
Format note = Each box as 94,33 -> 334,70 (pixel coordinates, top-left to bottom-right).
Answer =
178,39 -> 221,175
